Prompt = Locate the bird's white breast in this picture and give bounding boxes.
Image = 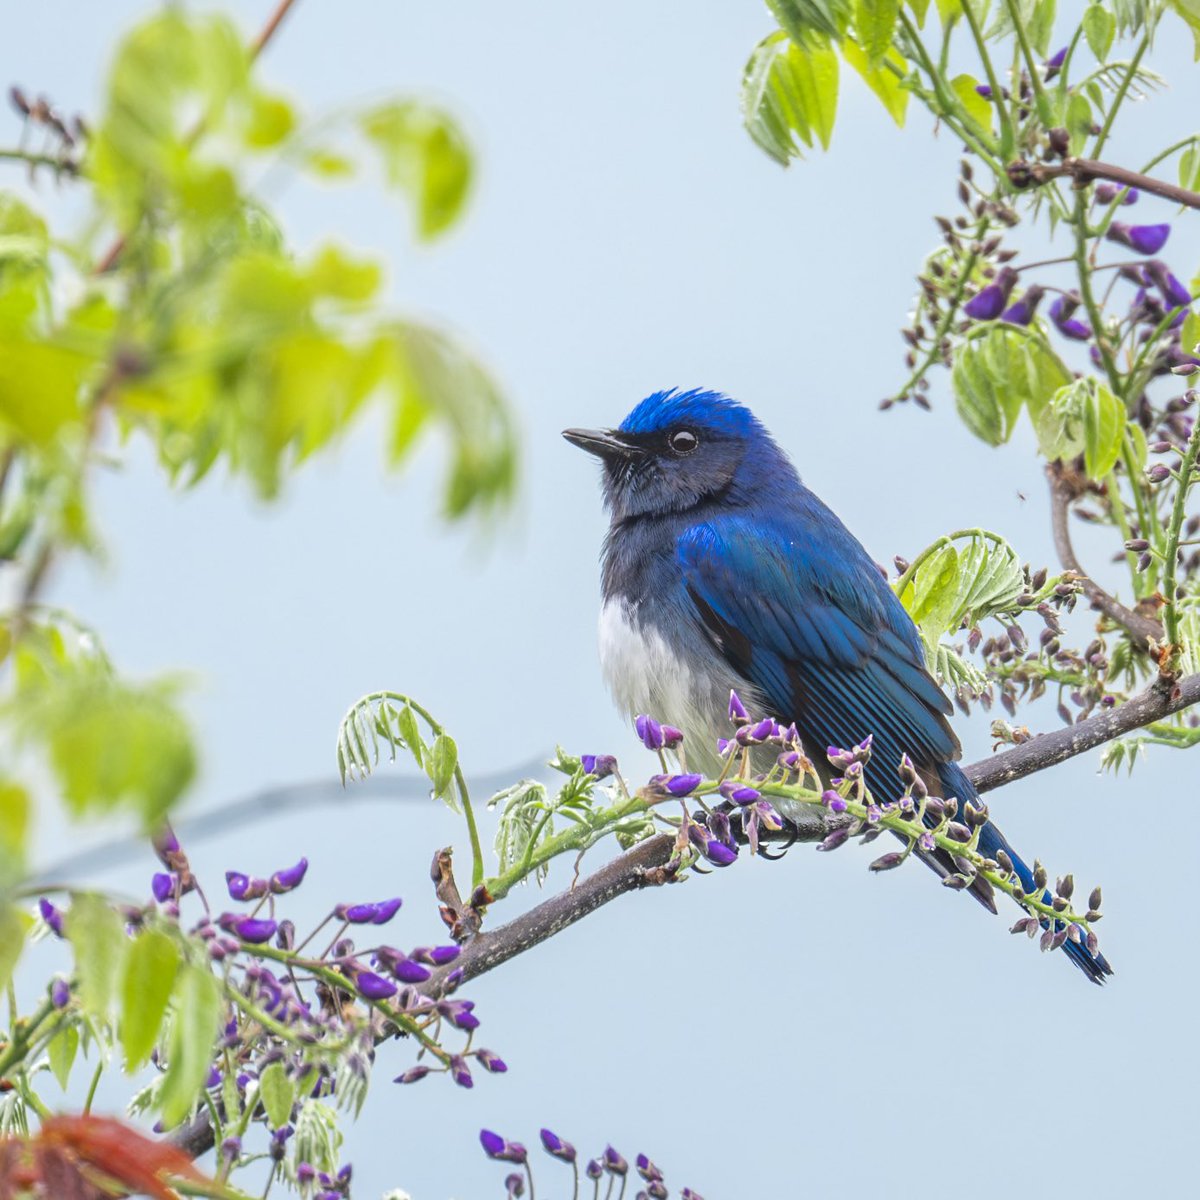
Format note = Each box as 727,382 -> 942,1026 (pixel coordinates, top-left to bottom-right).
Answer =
598,598 -> 754,774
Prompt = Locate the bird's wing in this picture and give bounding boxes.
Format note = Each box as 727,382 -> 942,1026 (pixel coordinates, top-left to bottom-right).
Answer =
677,515 -> 960,800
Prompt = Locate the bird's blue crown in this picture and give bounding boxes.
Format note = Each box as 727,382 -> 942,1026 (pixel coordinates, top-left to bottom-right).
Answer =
619,388 -> 764,440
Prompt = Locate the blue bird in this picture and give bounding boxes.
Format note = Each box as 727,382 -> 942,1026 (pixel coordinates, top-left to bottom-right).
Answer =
564,388 -> 1112,984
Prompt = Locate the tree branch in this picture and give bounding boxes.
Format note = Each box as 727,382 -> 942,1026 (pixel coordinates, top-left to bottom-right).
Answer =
1046,463 -> 1164,649
1008,155 -> 1200,209
168,669 -> 1200,1162
965,671 -> 1200,792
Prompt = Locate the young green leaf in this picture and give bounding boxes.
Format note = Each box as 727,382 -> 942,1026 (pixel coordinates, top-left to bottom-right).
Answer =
359,102 -> 472,240
1082,379 -> 1125,480
259,1060 -> 296,1129
0,904 -> 32,991
855,0 -> 900,66
950,74 -> 994,134
159,963 -> 222,1128
121,928 -> 181,1071
840,41 -> 909,125
1083,4 -> 1116,60
47,1023 -> 80,1091
68,893 -> 128,1017
427,733 -> 458,800
742,31 -> 839,163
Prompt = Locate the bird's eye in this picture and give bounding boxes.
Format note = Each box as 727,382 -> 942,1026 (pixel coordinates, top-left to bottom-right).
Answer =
668,429 -> 699,456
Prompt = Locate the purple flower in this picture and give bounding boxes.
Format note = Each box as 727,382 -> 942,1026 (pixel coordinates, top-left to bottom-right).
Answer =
1148,463 -> 1172,483
438,998 -> 480,1030
1001,284 -> 1045,326
38,898 -> 64,937
338,902 -> 380,924
820,790 -> 848,814
975,83 -> 993,99
1045,46 -> 1067,70
371,897 -> 403,925
635,714 -> 665,751
427,944 -> 460,966
151,873 -> 175,903
727,690 -> 748,723
270,858 -> 308,894
51,978 -> 70,1008
704,840 -> 737,866
541,1128 -> 577,1162
354,971 -> 398,1001
233,916 -> 277,944
296,1163 -> 316,1184
225,872 -> 268,902
580,754 -> 618,779
1095,181 -> 1138,205
1107,222 -> 1171,255
964,268 -> 1017,320
393,958 -> 432,984
665,773 -> 702,796
660,725 -> 684,749
482,1132 -> 527,1164
1049,295 -> 1092,340
476,1048 -> 507,1073
604,1147 -> 629,1176
1146,260 -> 1192,310
394,1065 -> 430,1084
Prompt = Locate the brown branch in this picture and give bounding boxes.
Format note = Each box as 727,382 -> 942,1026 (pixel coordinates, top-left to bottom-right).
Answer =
1046,463 -> 1164,650
965,671 -> 1200,792
1008,155 -> 1200,209
168,669 -> 1200,1161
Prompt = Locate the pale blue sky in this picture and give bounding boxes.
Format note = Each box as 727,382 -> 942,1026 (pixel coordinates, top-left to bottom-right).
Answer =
9,2 -> 1200,1197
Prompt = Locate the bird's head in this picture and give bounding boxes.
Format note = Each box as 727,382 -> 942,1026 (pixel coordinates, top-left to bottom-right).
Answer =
563,389 -> 793,521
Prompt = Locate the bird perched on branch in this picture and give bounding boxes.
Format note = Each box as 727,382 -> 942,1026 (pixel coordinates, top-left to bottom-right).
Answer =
564,388 -> 1112,984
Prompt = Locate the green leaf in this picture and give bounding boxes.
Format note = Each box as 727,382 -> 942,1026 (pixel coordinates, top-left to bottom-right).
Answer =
1066,92 -> 1093,155
952,326 -> 1071,447
47,1022 -> 79,1091
855,0 -> 900,65
121,928 -> 180,1070
385,323 -> 517,518
1035,377 -> 1092,461
841,41 -> 909,125
68,893 -> 128,1017
741,31 -> 839,164
0,905 -> 31,991
1180,145 -> 1200,192
0,195 -> 50,332
395,703 -> 424,770
359,102 -> 472,240
906,544 -> 962,655
1168,0 -> 1200,58
159,963 -> 222,1128
18,665 -> 196,829
1027,0 -> 1057,56
1181,309 -> 1200,358
950,74 -> 993,134
908,0 -> 931,24
259,1061 -> 296,1129
0,338 -> 92,445
295,1100 -> 343,1176
768,0 -> 854,41
1082,379 -> 1125,479
244,91 -> 296,149
0,780 -> 29,889
427,733 -> 458,800
898,533 -> 1027,656
1083,4 -> 1116,60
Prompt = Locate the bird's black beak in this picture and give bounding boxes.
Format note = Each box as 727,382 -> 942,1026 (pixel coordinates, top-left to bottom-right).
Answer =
562,428 -> 644,460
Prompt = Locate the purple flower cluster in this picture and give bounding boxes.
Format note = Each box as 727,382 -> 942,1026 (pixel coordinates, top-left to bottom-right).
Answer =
480,1129 -> 705,1199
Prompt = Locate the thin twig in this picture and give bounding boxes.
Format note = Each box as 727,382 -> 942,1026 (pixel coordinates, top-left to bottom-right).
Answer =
1046,464 -> 1164,650
1008,155 -> 1200,210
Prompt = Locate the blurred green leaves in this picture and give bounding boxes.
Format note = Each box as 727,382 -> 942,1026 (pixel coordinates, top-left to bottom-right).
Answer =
360,102 -> 472,239
742,31 -> 840,164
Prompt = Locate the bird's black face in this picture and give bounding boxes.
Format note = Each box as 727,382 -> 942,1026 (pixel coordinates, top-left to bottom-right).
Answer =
563,414 -> 750,522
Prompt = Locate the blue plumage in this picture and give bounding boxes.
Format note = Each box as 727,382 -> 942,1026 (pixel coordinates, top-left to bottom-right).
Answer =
565,388 -> 1112,984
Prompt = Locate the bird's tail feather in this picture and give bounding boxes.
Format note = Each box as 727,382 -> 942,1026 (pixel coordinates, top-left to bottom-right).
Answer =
936,762 -> 1113,985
